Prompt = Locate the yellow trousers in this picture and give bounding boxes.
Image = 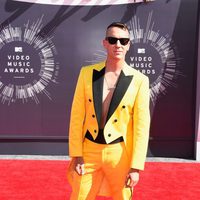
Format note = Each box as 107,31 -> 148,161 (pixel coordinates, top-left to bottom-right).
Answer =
70,139 -> 132,200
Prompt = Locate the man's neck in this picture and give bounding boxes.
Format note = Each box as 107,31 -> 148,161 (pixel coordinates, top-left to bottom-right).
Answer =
105,59 -> 126,74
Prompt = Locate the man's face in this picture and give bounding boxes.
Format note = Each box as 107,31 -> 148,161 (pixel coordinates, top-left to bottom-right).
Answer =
103,27 -> 130,61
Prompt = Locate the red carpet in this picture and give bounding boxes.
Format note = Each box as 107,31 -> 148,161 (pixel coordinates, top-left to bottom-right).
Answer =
0,159 -> 200,199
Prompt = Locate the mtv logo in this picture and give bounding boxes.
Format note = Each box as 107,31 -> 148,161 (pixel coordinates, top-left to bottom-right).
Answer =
137,48 -> 145,54
15,47 -> 23,52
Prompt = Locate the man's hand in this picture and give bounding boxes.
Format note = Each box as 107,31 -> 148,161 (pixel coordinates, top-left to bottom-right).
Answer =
74,157 -> 85,175
125,168 -> 140,188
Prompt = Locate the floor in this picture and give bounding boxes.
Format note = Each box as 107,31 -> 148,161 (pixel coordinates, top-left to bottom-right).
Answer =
0,155 -> 199,162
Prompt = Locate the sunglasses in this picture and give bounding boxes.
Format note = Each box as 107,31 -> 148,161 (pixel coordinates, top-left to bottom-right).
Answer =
106,37 -> 130,46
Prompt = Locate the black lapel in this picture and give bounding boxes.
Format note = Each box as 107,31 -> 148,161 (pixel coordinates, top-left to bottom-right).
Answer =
106,71 -> 133,122
93,67 -> 105,127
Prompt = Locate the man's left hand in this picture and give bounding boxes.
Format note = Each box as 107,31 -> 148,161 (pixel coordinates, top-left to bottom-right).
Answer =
125,168 -> 140,188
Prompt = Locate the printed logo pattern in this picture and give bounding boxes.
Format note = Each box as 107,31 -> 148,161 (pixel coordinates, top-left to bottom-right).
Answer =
0,17 -> 59,105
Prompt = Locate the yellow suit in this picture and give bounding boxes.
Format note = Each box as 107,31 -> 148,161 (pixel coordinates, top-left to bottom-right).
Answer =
68,61 -> 150,197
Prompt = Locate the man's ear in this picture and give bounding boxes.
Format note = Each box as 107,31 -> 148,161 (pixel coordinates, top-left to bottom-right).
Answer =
102,39 -> 107,49
127,41 -> 131,51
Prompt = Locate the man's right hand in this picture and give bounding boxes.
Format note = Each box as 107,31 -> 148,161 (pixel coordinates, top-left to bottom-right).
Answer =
74,157 -> 85,175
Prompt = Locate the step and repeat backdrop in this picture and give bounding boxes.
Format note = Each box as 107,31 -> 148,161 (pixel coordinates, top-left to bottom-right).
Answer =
0,0 -> 199,157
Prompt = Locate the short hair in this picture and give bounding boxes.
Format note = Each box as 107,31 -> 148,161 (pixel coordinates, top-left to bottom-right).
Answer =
106,22 -> 129,32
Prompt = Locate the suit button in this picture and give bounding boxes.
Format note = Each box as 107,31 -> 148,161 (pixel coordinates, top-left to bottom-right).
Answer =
114,119 -> 117,123
122,105 -> 126,109
89,99 -> 92,102
92,114 -> 95,118
108,133 -> 111,137
94,130 -> 97,133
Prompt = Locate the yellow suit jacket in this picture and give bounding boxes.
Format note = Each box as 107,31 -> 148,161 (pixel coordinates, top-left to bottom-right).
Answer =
67,61 -> 150,195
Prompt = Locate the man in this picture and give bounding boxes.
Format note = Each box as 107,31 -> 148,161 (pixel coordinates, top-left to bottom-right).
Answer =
67,22 -> 150,200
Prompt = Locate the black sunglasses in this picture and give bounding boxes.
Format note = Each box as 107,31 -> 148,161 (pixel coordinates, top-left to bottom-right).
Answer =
106,37 -> 130,46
